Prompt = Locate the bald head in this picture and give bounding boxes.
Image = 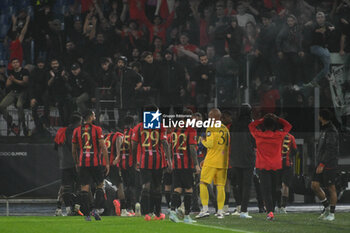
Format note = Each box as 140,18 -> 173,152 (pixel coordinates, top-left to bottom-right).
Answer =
208,108 -> 221,121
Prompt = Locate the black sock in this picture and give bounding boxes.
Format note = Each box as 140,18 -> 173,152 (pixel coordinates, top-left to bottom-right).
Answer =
94,188 -> 105,209
62,193 -> 74,208
171,192 -> 181,211
80,191 -> 90,216
281,196 -> 288,208
120,199 -> 127,210
275,190 -> 282,208
141,190 -> 150,215
184,192 -> 192,215
225,192 -> 230,205
164,191 -> 171,208
152,192 -> 162,217
321,199 -> 330,208
330,206 -> 335,213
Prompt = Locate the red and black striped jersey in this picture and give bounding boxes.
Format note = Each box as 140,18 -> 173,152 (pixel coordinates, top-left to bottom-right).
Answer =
132,122 -> 167,170
281,133 -> 297,167
120,128 -> 134,170
104,132 -> 123,166
171,127 -> 197,170
72,123 -> 104,167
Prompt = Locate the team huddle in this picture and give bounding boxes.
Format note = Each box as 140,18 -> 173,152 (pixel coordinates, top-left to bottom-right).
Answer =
54,105 -> 338,222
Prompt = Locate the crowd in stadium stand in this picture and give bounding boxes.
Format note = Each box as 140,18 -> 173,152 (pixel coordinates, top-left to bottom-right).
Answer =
0,0 -> 349,136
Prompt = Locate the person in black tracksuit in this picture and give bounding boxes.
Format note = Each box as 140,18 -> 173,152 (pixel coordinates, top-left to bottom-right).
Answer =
230,103 -> 256,218
311,109 -> 339,221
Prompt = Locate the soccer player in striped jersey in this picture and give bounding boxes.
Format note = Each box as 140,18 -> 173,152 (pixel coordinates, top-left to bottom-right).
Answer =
276,133 -> 297,214
132,106 -> 172,221
119,116 -> 137,215
169,109 -> 200,223
72,110 -> 109,221
104,128 -> 133,217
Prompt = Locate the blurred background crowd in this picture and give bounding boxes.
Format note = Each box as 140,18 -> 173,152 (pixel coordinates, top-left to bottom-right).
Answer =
0,0 -> 349,138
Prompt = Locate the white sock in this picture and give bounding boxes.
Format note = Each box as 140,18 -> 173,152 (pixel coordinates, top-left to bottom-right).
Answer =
217,209 -> 223,215
202,205 -> 208,212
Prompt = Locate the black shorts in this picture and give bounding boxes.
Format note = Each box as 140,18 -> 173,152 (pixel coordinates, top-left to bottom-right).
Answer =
312,168 -> 337,187
278,166 -> 293,187
173,169 -> 194,190
61,168 -> 77,186
140,169 -> 163,187
109,166 -> 123,185
121,168 -> 136,187
163,171 -> 173,186
79,166 -> 104,186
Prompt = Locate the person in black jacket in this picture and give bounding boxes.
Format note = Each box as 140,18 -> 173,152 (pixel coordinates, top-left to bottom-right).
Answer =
276,14 -> 305,85
115,56 -> 143,125
311,109 -> 339,221
29,57 -> 50,132
96,57 -> 117,130
253,12 -> 279,80
304,12 -> 335,87
47,58 -> 73,126
192,54 -> 215,116
69,63 -> 95,113
157,50 -> 187,114
230,103 -> 256,218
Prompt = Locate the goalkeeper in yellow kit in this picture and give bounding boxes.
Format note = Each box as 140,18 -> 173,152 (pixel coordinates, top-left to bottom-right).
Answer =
196,108 -> 230,219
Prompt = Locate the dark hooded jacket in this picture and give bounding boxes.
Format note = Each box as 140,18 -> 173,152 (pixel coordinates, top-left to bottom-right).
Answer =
230,104 -> 256,168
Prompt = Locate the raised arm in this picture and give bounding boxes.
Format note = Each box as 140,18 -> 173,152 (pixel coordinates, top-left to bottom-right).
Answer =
248,118 -> 264,132
113,136 -> 123,165
162,139 -> 173,170
19,15 -> 30,43
99,138 -> 110,175
278,118 -> 292,133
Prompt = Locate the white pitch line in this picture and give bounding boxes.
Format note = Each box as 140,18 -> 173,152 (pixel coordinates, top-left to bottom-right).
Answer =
185,223 -> 258,233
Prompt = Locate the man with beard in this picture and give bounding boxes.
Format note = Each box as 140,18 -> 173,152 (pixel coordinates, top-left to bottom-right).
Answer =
47,58 -> 72,126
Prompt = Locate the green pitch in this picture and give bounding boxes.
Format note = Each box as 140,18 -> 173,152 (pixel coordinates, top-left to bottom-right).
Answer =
1,213 -> 350,233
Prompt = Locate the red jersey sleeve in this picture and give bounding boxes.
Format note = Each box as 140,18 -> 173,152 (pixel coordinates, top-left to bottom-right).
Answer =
278,118 -> 292,133
96,127 -> 104,140
188,128 -> 197,145
132,123 -> 141,142
248,118 -> 264,137
72,127 -> 78,144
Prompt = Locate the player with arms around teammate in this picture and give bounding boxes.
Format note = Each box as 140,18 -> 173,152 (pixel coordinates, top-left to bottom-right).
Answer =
72,110 -> 110,221
169,109 -> 201,223
132,105 -> 172,221
54,112 -> 83,216
196,108 -> 230,219
311,109 -> 339,221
